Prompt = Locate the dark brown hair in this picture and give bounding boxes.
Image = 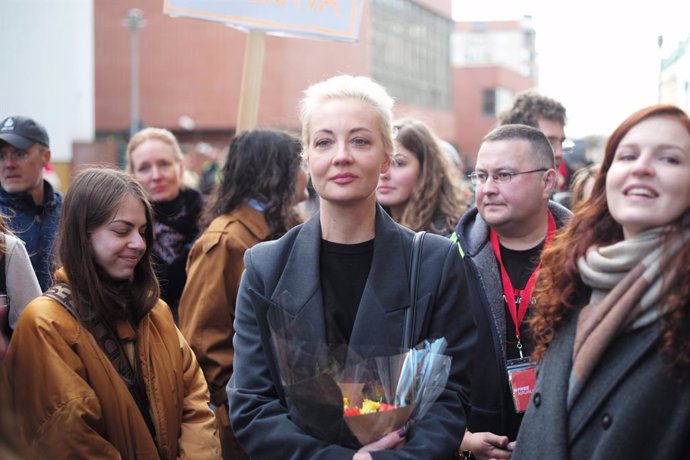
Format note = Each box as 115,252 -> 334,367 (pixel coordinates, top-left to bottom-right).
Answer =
531,105 -> 690,375
483,123 -> 556,168
498,90 -> 567,127
56,168 -> 159,326
201,129 -> 303,239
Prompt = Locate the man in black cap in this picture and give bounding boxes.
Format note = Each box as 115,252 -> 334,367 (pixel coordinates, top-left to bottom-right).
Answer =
0,116 -> 62,291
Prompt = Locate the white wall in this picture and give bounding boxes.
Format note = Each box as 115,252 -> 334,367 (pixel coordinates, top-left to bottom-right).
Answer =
0,0 -> 93,162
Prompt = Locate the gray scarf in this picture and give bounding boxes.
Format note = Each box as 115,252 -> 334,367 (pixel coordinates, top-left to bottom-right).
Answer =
567,227 -> 689,408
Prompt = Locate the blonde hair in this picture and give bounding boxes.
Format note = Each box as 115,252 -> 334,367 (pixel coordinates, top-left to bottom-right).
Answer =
126,127 -> 183,173
299,75 -> 395,158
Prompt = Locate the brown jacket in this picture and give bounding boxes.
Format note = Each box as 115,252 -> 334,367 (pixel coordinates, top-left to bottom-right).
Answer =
5,273 -> 221,460
179,204 -> 269,407
179,205 -> 269,460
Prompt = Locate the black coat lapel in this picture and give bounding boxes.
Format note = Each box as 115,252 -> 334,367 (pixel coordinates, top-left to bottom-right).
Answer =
269,215 -> 326,346
350,207 -> 423,356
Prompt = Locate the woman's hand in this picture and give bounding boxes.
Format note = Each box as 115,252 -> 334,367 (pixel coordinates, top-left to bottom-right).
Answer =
460,430 -> 514,460
353,429 -> 406,460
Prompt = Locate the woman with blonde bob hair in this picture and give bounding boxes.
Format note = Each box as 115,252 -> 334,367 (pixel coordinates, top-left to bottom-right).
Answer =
228,75 -> 475,459
514,105 -> 690,459
126,127 -> 203,321
377,118 -> 468,236
5,168 -> 220,459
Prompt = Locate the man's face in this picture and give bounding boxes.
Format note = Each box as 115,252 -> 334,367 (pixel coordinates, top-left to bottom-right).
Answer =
474,139 -> 553,236
0,142 -> 49,196
537,118 -> 566,168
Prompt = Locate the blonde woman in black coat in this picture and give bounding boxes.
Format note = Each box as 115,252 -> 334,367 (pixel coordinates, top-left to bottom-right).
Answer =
228,75 -> 476,460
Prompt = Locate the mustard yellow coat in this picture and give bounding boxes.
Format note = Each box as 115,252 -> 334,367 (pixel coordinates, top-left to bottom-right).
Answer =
179,204 -> 269,459
179,204 -> 269,407
5,271 -> 221,460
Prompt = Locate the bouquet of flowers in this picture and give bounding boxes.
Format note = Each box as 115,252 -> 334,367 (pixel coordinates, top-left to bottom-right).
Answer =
267,298 -> 451,447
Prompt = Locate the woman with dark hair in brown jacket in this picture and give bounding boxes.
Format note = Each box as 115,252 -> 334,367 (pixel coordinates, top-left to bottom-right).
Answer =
4,168 -> 220,459
179,128 -> 307,460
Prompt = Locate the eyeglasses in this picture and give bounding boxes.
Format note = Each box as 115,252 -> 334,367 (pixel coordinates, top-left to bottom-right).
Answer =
0,149 -> 38,163
468,168 -> 548,185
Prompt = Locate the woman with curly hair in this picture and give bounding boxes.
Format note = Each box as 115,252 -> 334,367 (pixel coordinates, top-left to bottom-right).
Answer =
179,128 -> 307,460
376,118 -> 468,236
513,105 -> 690,460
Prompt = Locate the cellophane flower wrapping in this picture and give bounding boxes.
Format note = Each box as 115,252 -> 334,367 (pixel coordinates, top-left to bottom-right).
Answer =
267,297 -> 452,447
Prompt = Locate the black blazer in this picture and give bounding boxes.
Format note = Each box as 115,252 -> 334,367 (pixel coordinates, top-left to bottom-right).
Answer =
228,206 -> 476,459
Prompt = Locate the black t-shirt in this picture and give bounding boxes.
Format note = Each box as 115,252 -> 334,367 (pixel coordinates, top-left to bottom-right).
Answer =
320,238 -> 374,345
499,242 -> 543,440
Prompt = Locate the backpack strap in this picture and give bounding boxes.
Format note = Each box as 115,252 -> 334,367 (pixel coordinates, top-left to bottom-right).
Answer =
43,283 -> 76,316
44,283 -> 158,443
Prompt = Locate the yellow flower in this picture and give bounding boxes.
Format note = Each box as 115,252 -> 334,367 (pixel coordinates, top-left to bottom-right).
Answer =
360,399 -> 381,414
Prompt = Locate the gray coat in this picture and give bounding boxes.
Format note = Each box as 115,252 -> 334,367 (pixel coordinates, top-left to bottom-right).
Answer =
228,206 -> 476,459
513,306 -> 690,459
453,201 -> 571,438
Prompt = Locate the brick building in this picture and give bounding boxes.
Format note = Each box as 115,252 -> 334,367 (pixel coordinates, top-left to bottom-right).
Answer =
452,16 -> 538,167
95,0 -> 457,163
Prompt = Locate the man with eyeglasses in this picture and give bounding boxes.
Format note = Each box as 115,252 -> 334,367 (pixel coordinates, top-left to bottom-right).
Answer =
451,124 -> 571,460
498,90 -> 570,193
0,116 -> 62,291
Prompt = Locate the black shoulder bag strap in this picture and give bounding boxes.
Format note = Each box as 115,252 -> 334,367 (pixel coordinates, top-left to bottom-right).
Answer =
44,283 -> 158,443
402,231 -> 426,350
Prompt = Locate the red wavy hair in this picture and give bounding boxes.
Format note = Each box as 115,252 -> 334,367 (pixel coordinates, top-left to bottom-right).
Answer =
530,105 -> 690,376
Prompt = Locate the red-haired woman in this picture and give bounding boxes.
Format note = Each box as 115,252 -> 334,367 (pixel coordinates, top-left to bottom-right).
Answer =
513,105 -> 690,459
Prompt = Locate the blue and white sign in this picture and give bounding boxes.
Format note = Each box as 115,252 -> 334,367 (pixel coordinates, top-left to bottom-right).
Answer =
163,0 -> 364,42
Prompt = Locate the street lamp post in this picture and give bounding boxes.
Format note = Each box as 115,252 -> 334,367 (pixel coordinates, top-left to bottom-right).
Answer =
125,9 -> 145,138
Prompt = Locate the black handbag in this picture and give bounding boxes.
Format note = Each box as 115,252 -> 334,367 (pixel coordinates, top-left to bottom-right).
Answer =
402,231 -> 426,350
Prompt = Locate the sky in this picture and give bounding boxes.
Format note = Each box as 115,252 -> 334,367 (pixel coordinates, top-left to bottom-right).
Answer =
452,0 -> 690,139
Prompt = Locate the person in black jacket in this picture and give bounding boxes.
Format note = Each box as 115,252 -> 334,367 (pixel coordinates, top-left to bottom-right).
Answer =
452,124 -> 571,459
228,75 -> 476,460
127,127 -> 202,322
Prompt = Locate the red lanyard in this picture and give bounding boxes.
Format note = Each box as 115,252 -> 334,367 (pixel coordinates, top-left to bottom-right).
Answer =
490,210 -> 556,351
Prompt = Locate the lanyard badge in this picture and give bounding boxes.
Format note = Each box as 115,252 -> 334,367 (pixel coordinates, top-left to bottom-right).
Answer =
491,210 -> 556,413
490,210 -> 556,358
506,357 -> 537,413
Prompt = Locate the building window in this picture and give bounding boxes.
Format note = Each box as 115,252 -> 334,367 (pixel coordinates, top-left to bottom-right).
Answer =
482,89 -> 496,117
371,0 -> 452,109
